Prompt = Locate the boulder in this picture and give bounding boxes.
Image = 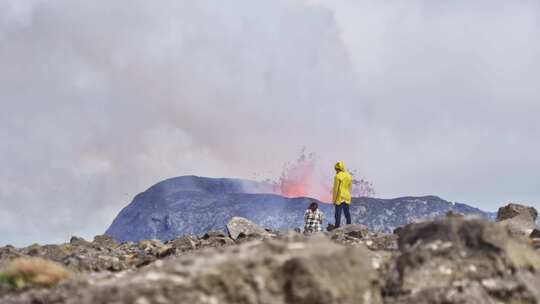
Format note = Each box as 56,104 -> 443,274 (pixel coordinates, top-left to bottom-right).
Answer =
0,246 -> 22,267
171,235 -> 199,252
156,245 -> 175,258
69,236 -> 91,247
226,217 -> 269,240
328,224 -> 369,239
496,203 -> 538,236
396,216 -> 508,250
386,216 -> 540,303
201,230 -> 234,247
21,244 -> 70,263
93,235 -> 119,249
137,240 -> 163,252
496,203 -> 538,222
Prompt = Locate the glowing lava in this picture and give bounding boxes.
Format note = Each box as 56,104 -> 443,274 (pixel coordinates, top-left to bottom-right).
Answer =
269,150 -> 375,203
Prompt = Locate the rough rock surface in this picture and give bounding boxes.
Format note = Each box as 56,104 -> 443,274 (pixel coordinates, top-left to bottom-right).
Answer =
496,203 -> 538,236
226,217 -> 269,240
1,235 -> 382,304
3,205 -> 540,304
387,216 -> 540,303
497,203 -> 538,222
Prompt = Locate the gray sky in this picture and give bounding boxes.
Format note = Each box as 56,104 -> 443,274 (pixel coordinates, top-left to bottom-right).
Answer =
1,0 -> 539,246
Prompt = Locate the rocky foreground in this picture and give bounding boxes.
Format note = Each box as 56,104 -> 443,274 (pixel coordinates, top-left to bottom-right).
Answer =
1,204 -> 540,304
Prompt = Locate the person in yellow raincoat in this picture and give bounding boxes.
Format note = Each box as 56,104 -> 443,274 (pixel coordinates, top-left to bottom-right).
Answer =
332,161 -> 352,228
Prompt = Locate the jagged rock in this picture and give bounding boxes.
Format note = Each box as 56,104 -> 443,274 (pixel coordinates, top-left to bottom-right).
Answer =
234,232 -> 266,244
133,252 -> 156,268
325,224 -> 369,247
137,239 -> 164,255
226,217 -> 269,240
171,235 -> 199,252
21,244 -> 70,263
203,230 -> 227,239
4,204 -> 540,304
22,244 -> 42,256
0,245 -> 22,259
1,237 -> 382,304
531,229 -> 540,250
201,230 -> 234,247
497,203 -> 538,222
496,203 -> 538,236
385,216 -> 540,303
156,245 -> 175,258
69,236 -> 90,247
325,224 -> 398,251
93,235 -> 118,249
328,224 -> 369,239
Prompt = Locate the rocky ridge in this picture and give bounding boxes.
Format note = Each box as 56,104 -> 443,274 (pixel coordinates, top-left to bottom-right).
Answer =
105,176 -> 496,242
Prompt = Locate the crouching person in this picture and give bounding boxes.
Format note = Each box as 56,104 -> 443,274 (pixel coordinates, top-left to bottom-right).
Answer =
304,202 -> 324,233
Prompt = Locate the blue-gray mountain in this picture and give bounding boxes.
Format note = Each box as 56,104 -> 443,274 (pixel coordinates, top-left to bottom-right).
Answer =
106,176 -> 496,242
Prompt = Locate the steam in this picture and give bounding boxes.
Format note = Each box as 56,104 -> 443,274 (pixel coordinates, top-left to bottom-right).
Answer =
0,0 -> 358,246
1,0 -> 540,247
266,149 -> 375,202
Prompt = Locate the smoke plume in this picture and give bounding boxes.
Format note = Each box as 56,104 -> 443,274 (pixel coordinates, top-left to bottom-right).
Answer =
1,0 -> 539,246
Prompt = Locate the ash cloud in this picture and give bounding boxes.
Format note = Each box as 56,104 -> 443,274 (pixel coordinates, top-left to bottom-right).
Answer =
0,0 -> 539,246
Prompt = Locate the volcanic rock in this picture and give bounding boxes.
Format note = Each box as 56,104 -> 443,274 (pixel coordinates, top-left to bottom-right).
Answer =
69,236 -> 90,247
170,235 -> 199,252
4,210 -> 540,304
1,236 -> 382,304
93,235 -> 118,249
385,216 -> 540,303
0,246 -> 21,259
365,233 -> 398,251
200,230 -> 234,247
226,216 -> 269,240
496,203 -> 538,236
328,224 -> 369,239
156,245 -> 175,258
497,203 -> 538,222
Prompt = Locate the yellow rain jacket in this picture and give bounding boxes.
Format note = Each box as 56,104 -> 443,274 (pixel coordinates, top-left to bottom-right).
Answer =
332,161 -> 352,205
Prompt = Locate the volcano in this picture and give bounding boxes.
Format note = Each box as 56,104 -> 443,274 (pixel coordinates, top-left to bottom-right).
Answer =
105,176 -> 495,242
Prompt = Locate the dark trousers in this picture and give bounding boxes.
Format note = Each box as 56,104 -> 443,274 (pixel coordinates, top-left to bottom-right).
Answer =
334,203 -> 351,228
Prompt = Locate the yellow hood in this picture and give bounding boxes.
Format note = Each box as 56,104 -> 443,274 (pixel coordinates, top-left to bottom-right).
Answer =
332,161 -> 352,204
335,161 -> 346,172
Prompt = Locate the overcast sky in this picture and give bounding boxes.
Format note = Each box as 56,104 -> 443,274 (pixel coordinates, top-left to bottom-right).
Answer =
1,0 -> 539,246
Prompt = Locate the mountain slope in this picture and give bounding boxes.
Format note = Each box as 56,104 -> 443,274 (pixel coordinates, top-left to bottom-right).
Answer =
106,176 -> 495,242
